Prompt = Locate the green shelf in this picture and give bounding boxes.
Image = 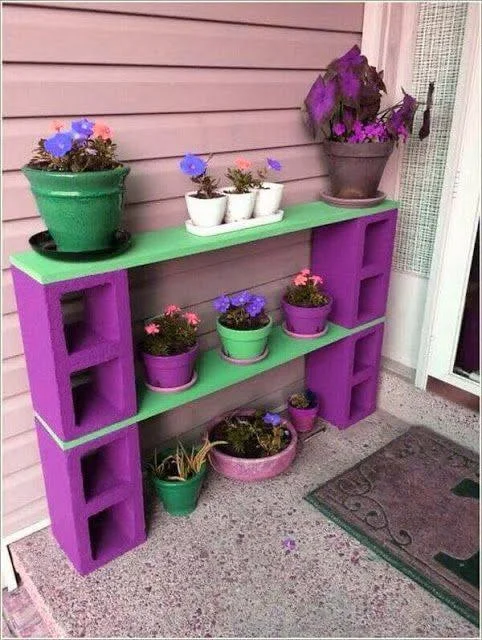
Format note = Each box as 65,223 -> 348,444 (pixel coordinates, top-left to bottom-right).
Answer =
35,317 -> 384,450
11,200 -> 397,284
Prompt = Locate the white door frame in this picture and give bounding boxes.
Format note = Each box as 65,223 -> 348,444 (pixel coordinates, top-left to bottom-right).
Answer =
415,5 -> 481,395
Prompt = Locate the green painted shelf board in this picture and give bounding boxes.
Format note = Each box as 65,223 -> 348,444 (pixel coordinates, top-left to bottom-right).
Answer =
36,317 -> 384,450
11,200 -> 397,284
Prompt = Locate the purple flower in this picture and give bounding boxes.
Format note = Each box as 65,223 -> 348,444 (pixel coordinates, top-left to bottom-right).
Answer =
347,120 -> 366,143
213,295 -> 231,313
71,118 -> 94,136
264,412 -> 281,426
245,294 -> 266,317
282,537 -> 296,552
230,290 -> 252,307
364,122 -> 386,141
180,153 -> 207,178
332,122 -> 345,136
44,132 -> 73,158
267,158 -> 282,171
304,75 -> 338,128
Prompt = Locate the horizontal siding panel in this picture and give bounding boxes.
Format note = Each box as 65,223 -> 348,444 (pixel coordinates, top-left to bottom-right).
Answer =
2,393 -> 35,440
9,3 -> 364,32
3,65 -> 319,117
2,497 -> 48,538
4,6 -> 360,69
3,429 -> 40,476
2,355 -> 29,399
3,109 -> 312,171
3,463 -> 46,514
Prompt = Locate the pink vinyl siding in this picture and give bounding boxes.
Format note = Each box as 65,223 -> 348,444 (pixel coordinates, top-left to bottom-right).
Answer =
2,1 -> 364,537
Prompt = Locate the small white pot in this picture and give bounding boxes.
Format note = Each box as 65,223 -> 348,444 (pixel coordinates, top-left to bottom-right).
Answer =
223,188 -> 256,222
253,182 -> 284,217
185,191 -> 227,227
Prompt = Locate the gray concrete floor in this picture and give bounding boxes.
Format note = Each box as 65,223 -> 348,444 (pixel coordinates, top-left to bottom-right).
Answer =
9,372 -> 480,638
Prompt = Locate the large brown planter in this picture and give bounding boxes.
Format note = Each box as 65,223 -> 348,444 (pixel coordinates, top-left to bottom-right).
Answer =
323,140 -> 394,199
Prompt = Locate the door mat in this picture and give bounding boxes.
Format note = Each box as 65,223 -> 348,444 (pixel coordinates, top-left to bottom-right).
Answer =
305,426 -> 479,626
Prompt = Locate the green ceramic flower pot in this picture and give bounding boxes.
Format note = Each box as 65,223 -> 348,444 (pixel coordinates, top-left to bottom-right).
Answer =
22,165 -> 130,252
216,316 -> 273,360
151,461 -> 207,517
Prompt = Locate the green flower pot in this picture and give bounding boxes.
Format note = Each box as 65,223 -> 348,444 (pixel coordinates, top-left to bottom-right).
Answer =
151,461 -> 207,517
22,165 -> 130,252
216,316 -> 273,360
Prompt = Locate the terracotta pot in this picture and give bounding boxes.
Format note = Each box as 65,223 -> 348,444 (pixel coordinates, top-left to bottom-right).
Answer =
207,410 -> 298,481
323,141 -> 394,199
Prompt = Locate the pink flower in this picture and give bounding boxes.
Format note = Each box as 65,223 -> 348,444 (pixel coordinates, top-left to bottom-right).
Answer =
294,274 -> 308,286
234,158 -> 252,171
51,120 -> 65,132
311,274 -> 324,285
164,304 -> 181,316
300,268 -> 311,276
184,312 -> 200,327
93,122 -> 112,140
145,323 -> 159,335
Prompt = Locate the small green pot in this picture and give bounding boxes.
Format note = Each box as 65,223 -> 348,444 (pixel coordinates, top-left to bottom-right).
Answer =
22,165 -> 130,252
151,461 -> 207,517
216,316 -> 273,360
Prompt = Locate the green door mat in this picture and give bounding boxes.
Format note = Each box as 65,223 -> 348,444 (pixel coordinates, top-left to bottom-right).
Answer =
305,426 -> 479,626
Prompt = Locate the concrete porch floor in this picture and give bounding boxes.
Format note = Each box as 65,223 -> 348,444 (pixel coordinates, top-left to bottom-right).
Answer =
7,372 -> 479,638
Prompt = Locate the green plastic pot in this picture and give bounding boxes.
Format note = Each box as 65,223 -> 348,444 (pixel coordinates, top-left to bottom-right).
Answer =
216,316 -> 273,360
22,165 -> 130,252
151,460 -> 207,517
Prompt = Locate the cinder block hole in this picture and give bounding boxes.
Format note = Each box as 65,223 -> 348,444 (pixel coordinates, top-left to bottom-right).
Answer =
353,330 -> 378,376
88,500 -> 135,562
349,378 -> 375,421
362,219 -> 390,269
60,284 -> 118,354
70,360 -> 122,430
357,274 -> 385,323
81,434 -> 131,502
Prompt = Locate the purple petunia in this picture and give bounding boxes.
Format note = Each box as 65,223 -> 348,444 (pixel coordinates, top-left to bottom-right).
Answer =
44,132 -> 74,158
213,295 -> 231,313
230,291 -> 252,307
245,294 -> 266,318
267,158 -> 282,171
264,412 -> 282,426
180,153 -> 207,178
71,118 -> 94,136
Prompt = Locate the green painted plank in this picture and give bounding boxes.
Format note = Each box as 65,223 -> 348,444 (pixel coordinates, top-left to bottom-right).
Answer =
10,200 -> 397,284
36,318 -> 384,450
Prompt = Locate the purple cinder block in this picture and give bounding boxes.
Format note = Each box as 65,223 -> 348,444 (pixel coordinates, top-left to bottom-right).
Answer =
35,420 -> 146,575
306,323 -> 384,429
12,268 -> 137,440
311,210 -> 397,328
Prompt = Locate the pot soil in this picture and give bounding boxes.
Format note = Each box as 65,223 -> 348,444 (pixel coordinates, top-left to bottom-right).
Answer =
282,296 -> 332,336
142,343 -> 199,389
322,141 -> 394,199
22,165 -> 130,252
216,316 -> 272,361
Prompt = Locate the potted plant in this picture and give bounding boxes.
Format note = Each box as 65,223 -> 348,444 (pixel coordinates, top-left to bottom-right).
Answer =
147,438 -> 224,516
208,410 -> 298,481
141,305 -> 200,391
303,45 -> 433,200
223,158 -> 258,222
23,119 -> 129,252
252,158 -> 284,217
288,390 -> 319,433
282,269 -> 332,336
180,153 -> 227,227
213,291 -> 272,362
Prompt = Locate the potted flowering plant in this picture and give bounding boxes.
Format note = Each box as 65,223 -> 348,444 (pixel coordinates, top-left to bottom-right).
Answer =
147,438 -> 224,516
23,119 -> 129,252
208,409 -> 298,481
223,158 -> 259,221
213,291 -> 272,362
282,269 -> 332,336
253,158 -> 284,218
288,390 -> 319,433
141,305 -> 200,391
180,153 -> 227,227
303,45 -> 433,200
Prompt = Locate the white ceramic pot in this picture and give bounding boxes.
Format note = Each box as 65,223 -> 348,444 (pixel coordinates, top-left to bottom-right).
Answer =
185,191 -> 227,227
223,188 -> 256,222
253,182 -> 284,217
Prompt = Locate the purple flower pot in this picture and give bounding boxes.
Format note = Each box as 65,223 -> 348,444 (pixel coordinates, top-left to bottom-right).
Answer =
142,343 -> 199,389
288,402 -> 319,433
282,296 -> 333,336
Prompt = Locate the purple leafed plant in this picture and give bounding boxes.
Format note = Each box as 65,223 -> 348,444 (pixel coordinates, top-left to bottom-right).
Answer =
303,45 -> 433,144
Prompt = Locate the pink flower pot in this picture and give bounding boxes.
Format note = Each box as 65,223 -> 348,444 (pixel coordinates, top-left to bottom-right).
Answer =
282,296 -> 333,336
288,402 -> 319,433
142,343 -> 199,389
207,411 -> 298,482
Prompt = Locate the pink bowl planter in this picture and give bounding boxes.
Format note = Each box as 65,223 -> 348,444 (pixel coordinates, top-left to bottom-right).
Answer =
282,296 -> 333,336
207,411 -> 298,482
288,402 -> 319,433
142,343 -> 199,389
